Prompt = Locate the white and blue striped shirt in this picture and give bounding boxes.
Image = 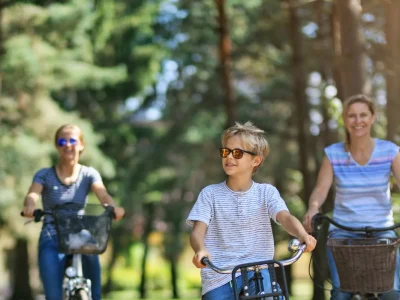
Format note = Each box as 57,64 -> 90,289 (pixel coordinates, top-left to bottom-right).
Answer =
187,181 -> 288,295
326,139 -> 399,229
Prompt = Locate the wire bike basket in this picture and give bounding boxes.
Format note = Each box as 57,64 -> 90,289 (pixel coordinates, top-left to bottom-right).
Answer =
53,204 -> 113,255
327,237 -> 400,293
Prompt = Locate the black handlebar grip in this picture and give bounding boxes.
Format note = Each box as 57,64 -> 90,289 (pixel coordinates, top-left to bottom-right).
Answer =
201,257 -> 209,266
20,209 -> 44,222
34,210 -> 44,222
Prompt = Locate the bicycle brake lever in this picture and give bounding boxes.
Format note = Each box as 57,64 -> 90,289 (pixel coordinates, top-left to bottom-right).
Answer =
24,219 -> 34,225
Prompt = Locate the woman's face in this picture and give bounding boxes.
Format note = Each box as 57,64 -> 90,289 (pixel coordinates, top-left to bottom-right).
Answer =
55,127 -> 84,161
344,102 -> 375,139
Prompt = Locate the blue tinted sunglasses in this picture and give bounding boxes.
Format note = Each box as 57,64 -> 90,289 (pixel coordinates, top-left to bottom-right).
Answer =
57,138 -> 78,147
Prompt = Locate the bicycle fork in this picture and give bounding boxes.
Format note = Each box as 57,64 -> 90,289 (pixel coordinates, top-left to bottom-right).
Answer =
64,254 -> 92,299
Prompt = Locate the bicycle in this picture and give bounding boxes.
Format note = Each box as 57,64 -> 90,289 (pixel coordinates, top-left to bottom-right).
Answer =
201,238 -> 307,300
312,213 -> 400,300
22,203 -> 114,300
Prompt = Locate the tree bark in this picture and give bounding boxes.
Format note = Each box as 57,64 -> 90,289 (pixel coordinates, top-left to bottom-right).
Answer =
335,0 -> 369,99
384,0 -> 400,142
286,0 -> 324,299
215,0 -> 235,127
10,238 -> 34,300
285,0 -> 314,205
139,203 -> 155,299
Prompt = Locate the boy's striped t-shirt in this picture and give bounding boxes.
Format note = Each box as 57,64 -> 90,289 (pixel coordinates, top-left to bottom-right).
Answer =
325,139 -> 399,228
187,181 -> 288,295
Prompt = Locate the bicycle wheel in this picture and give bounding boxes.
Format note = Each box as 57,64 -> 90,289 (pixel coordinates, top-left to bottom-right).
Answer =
71,289 -> 90,300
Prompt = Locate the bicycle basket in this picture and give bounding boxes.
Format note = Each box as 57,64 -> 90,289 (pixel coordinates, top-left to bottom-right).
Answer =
53,204 -> 113,255
327,238 -> 400,293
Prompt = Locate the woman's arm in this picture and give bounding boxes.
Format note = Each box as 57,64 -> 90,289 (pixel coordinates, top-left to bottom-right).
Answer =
303,156 -> 333,232
392,152 -> 400,187
277,211 -> 317,252
23,183 -> 43,217
92,182 -> 125,221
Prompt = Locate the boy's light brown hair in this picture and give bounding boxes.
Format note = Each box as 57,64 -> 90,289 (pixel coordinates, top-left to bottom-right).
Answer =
221,121 -> 269,173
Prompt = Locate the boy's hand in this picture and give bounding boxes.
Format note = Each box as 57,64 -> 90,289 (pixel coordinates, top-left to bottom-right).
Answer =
192,249 -> 211,268
299,234 -> 317,252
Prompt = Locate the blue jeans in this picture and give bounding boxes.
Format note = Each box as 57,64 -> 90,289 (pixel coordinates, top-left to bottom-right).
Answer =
38,229 -> 101,300
203,269 -> 283,300
327,230 -> 400,300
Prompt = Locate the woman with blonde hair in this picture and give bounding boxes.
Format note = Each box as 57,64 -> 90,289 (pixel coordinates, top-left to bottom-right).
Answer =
22,124 -> 125,300
303,95 -> 400,299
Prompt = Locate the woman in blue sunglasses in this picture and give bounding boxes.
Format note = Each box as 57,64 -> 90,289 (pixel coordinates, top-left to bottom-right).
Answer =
22,124 -> 125,300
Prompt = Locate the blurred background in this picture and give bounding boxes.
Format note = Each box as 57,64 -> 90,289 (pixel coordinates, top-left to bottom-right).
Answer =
1,0 -> 400,299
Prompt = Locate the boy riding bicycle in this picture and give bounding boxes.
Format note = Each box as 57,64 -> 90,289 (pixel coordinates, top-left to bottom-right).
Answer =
187,121 -> 316,300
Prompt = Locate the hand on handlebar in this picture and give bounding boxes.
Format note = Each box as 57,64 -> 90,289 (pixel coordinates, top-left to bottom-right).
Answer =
22,205 -> 36,218
113,206 -> 125,221
303,208 -> 319,233
193,249 -> 211,269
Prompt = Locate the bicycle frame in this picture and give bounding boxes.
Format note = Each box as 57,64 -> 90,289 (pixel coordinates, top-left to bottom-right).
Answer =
201,239 -> 306,300
63,254 -> 92,299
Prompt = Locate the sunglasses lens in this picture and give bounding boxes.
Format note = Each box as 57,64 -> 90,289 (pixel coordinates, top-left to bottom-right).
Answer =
69,138 -> 77,145
232,149 -> 244,159
220,148 -> 229,158
57,138 -> 67,147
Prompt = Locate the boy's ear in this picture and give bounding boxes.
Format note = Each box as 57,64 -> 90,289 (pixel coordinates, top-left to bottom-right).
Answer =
253,155 -> 263,167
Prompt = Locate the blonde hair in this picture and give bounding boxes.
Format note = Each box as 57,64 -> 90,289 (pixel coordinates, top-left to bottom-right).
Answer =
54,124 -> 85,153
342,94 -> 375,151
221,121 -> 269,173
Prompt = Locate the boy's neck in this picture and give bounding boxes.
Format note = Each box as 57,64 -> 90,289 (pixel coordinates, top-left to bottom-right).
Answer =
226,177 -> 253,192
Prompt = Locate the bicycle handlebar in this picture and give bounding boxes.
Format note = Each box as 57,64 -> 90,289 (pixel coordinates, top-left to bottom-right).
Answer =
312,213 -> 400,235
200,239 -> 307,274
21,205 -> 116,222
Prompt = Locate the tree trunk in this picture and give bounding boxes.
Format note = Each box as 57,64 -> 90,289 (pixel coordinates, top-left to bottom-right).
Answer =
139,204 -> 155,299
285,0 -> 323,298
170,257 -> 179,298
10,238 -> 34,300
215,0 -> 235,127
103,227 -> 124,295
285,0 -> 314,205
384,0 -> 400,142
335,0 -> 369,99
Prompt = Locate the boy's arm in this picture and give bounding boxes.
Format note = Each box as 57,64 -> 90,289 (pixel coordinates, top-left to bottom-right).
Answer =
276,211 -> 317,252
190,221 -> 210,268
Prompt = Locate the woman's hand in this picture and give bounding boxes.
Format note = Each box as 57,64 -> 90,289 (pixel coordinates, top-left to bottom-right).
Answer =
303,208 -> 319,233
22,203 -> 35,218
113,206 -> 125,221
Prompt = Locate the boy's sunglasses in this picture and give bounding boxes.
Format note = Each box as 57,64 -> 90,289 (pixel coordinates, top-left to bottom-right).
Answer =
219,148 -> 256,159
57,138 -> 78,147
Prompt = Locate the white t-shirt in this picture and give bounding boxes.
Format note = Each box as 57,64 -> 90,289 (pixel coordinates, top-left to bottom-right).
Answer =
187,181 -> 288,295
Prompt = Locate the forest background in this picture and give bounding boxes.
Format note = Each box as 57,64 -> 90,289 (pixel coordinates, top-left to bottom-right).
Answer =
1,0 -> 400,299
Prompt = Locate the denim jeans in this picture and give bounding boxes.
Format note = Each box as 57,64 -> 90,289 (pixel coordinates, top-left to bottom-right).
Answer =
38,229 -> 101,300
327,230 -> 400,300
203,269 -> 283,300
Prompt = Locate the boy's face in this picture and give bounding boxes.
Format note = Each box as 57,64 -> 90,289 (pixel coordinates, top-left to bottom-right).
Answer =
221,136 -> 262,177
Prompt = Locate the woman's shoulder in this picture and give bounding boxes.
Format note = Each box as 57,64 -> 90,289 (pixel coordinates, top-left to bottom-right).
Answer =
79,165 -> 101,176
34,167 -> 53,176
325,141 -> 345,151
375,138 -> 398,149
